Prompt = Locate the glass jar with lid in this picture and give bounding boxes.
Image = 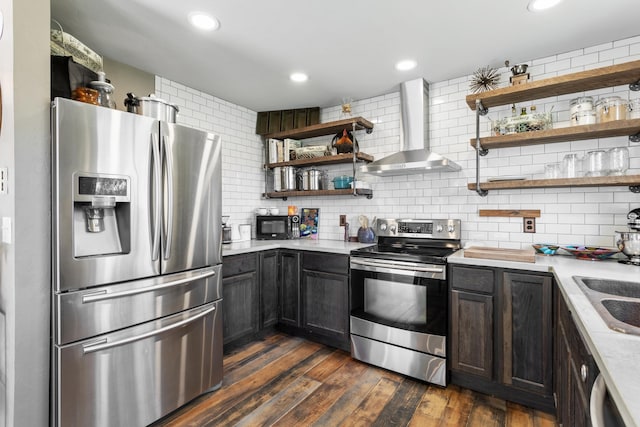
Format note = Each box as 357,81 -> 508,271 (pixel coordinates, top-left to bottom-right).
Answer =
570,96 -> 594,116
595,96 -> 628,123
89,71 -> 116,109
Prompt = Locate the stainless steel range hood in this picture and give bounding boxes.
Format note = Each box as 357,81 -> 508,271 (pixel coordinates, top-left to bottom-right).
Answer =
360,78 -> 460,176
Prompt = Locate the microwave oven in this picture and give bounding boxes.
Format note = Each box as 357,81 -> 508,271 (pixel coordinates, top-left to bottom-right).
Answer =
256,215 -> 299,240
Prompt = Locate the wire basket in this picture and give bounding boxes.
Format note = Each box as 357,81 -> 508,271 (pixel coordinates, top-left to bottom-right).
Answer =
492,112 -> 553,136
51,20 -> 103,74
291,145 -> 331,160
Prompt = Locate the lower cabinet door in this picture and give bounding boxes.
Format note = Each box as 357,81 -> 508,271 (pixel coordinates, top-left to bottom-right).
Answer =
222,270 -> 259,344
55,301 -> 223,427
302,269 -> 349,349
279,250 -> 301,327
450,289 -> 493,379
502,272 -> 553,395
260,250 -> 279,328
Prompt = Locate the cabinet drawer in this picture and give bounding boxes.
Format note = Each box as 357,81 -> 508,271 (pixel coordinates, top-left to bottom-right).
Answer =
223,253 -> 258,277
451,265 -> 494,293
302,252 -> 348,275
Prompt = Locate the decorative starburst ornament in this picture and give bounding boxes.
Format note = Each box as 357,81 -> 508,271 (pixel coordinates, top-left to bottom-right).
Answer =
470,66 -> 500,93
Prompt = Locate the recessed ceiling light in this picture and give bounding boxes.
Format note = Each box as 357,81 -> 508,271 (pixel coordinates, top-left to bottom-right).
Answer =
527,0 -> 563,12
290,72 -> 308,83
395,60 -> 417,71
188,12 -> 220,31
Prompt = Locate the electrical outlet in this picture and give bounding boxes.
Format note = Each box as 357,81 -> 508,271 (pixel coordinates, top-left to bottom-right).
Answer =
339,215 -> 347,226
524,217 -> 536,233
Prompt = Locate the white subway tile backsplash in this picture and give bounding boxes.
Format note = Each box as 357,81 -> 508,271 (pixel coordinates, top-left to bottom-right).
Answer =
155,36 -> 640,244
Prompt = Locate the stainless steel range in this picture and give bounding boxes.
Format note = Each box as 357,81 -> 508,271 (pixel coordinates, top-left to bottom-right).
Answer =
349,218 -> 461,386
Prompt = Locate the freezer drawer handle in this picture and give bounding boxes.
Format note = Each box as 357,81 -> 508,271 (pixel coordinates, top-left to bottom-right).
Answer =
81,268 -> 216,303
82,304 -> 216,354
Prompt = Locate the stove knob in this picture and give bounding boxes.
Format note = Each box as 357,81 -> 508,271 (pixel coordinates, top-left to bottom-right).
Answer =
389,225 -> 397,233
379,223 -> 387,231
436,225 -> 444,233
448,225 -> 455,233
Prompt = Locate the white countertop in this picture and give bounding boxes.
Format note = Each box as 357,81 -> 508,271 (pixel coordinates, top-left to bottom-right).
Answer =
449,250 -> 640,427
222,239 -> 374,257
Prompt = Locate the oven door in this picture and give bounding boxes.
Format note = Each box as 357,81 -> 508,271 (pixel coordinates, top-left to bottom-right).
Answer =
350,257 -> 447,337
349,257 -> 448,385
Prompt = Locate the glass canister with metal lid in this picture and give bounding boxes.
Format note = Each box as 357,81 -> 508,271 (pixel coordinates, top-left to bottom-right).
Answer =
595,96 -> 628,123
570,96 -> 595,126
570,96 -> 594,115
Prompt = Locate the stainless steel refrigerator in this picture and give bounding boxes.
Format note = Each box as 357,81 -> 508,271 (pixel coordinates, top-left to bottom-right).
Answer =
51,97 -> 223,427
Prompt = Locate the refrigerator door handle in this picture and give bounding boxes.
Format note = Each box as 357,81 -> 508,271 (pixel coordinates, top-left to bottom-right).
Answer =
81,267 -> 217,303
151,132 -> 162,261
81,304 -> 216,354
162,132 -> 174,260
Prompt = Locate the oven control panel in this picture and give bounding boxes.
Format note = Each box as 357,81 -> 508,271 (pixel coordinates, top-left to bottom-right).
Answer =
377,218 -> 460,240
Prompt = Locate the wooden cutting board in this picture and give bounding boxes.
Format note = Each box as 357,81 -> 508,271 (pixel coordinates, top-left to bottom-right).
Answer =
464,246 -> 536,263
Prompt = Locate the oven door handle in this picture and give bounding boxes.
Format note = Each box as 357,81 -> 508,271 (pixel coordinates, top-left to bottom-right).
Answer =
350,258 -> 444,276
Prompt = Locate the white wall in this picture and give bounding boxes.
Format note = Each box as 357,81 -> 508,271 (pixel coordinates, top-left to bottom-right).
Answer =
157,34 -> 640,247
0,0 -> 51,426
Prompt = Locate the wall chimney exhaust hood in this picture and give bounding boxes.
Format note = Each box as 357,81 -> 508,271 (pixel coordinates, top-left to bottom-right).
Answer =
360,78 -> 460,176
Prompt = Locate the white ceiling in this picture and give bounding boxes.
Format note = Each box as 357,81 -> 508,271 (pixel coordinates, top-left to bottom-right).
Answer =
51,0 -> 640,112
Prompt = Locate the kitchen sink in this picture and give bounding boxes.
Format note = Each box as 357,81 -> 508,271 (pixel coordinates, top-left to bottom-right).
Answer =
573,276 -> 640,335
601,300 -> 640,329
578,277 -> 640,299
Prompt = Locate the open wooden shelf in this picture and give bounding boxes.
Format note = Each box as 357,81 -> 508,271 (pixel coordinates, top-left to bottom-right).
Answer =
266,152 -> 374,168
263,116 -> 375,200
466,59 -> 640,110
468,174 -> 640,191
264,116 -> 374,140
470,119 -> 640,150
264,188 -> 373,199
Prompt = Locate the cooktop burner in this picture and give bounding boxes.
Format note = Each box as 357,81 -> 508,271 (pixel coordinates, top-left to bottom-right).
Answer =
351,244 -> 459,264
350,218 -> 462,264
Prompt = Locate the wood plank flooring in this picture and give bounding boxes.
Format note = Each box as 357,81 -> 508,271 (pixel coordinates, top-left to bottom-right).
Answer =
152,333 -> 557,427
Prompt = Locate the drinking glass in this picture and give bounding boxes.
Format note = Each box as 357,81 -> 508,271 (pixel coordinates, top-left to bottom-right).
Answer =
562,154 -> 581,178
545,162 -> 561,179
607,147 -> 629,176
585,150 -> 607,177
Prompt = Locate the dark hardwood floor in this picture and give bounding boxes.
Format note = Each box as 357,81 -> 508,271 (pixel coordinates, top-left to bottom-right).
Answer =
152,332 -> 557,426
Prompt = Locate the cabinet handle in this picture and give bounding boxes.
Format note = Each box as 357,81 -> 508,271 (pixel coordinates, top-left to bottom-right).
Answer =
581,364 -> 588,382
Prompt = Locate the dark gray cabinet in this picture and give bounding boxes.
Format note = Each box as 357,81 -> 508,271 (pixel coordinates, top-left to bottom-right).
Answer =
222,253 -> 259,347
555,284 -> 597,427
279,250 -> 301,328
224,249 -> 350,352
302,252 -> 350,351
502,271 -> 553,396
277,251 -> 350,351
260,250 -> 279,329
450,266 -> 494,379
449,264 -> 554,412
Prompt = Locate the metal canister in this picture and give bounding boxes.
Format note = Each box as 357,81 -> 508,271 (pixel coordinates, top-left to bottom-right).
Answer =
281,166 -> 297,190
302,169 -> 322,190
